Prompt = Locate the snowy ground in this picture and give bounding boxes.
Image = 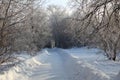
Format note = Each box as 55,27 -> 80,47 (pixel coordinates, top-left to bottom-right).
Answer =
65,48 -> 120,78
0,47 -> 120,80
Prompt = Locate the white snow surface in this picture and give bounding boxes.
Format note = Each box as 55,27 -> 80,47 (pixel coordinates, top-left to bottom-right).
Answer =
0,47 -> 120,80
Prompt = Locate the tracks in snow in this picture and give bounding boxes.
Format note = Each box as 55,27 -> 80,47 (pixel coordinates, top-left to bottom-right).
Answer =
29,49 -> 69,80
29,49 -> 110,80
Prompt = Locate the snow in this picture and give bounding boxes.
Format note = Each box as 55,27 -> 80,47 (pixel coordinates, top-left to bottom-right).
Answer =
65,47 -> 120,78
114,72 -> 120,80
57,49 -> 110,80
0,47 -> 120,80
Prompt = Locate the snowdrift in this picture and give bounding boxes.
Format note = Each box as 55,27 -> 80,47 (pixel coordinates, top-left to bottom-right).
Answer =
0,49 -> 50,80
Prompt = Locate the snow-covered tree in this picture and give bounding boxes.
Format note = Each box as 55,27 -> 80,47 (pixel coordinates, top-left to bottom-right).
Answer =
70,0 -> 120,61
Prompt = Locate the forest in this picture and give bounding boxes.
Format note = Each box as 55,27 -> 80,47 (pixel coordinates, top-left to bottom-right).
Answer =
0,0 -> 120,66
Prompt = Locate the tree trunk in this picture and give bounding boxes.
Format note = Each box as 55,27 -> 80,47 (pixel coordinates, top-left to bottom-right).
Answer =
112,48 -> 117,61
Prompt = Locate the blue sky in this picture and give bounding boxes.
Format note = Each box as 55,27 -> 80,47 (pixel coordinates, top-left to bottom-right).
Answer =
46,0 -> 68,7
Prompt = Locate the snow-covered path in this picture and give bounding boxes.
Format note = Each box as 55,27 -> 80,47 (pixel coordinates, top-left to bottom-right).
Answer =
0,48 -> 120,80
28,49 -> 110,80
29,50 -> 68,80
